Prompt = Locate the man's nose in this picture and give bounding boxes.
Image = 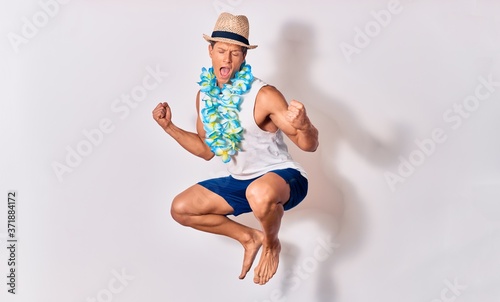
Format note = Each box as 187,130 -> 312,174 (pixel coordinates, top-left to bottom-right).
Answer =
223,52 -> 232,63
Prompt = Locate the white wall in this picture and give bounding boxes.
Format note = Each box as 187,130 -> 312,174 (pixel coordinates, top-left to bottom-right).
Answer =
1,0 -> 499,301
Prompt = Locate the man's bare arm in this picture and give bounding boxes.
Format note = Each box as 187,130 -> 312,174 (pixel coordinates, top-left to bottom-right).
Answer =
152,92 -> 214,160
257,86 -> 319,152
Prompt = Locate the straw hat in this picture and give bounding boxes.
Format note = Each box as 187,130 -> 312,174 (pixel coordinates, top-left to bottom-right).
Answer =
203,12 -> 258,49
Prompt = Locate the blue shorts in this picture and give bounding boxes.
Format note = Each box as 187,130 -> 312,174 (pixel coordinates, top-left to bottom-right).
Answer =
197,168 -> 308,216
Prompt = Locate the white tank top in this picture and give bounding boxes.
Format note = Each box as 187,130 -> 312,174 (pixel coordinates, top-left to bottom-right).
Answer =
199,78 -> 307,180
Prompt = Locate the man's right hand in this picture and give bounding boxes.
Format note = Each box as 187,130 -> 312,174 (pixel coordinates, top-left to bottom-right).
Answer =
152,102 -> 172,129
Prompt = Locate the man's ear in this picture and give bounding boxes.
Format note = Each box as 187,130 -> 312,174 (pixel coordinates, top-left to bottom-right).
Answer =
208,44 -> 213,59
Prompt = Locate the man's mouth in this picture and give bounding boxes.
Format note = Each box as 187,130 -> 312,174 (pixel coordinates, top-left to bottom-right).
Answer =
220,67 -> 231,78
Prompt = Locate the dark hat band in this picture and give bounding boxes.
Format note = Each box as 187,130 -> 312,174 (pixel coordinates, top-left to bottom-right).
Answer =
211,31 -> 249,46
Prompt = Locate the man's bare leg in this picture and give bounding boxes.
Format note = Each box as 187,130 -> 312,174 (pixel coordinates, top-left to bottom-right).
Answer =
246,173 -> 290,285
171,184 -> 264,279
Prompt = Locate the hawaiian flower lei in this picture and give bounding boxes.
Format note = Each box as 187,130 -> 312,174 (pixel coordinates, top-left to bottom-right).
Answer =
198,63 -> 254,163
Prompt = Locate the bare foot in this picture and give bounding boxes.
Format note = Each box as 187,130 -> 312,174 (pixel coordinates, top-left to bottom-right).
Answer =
239,230 -> 264,280
253,238 -> 281,285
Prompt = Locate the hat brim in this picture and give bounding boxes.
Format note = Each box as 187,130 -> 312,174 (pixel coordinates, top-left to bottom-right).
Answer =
203,34 -> 258,49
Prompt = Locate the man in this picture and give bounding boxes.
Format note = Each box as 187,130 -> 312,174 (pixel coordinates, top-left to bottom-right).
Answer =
152,12 -> 318,285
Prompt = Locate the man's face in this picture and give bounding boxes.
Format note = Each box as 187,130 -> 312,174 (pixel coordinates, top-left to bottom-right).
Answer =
208,42 -> 247,87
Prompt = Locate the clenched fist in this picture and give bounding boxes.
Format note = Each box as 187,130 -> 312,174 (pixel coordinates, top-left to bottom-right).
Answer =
152,102 -> 172,129
285,100 -> 310,131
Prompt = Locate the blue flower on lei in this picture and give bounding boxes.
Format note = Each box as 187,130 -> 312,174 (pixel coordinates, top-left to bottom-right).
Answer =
198,63 -> 254,163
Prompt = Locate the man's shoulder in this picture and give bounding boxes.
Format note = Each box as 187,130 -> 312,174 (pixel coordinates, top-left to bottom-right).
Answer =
255,82 -> 284,100
254,82 -> 287,115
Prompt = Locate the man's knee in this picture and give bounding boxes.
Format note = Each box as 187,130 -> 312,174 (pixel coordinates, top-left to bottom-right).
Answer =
246,183 -> 280,217
170,194 -> 191,226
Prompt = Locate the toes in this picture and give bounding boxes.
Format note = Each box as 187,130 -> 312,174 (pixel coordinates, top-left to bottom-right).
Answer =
254,260 -> 277,285
239,264 -> 250,279
254,265 -> 268,285
253,266 -> 262,284
263,267 -> 271,284
262,268 -> 268,284
253,276 -> 259,284
253,267 -> 260,284
252,243 -> 281,285
240,261 -> 250,279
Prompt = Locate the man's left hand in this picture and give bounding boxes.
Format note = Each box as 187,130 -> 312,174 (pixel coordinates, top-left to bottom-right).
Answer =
285,100 -> 310,131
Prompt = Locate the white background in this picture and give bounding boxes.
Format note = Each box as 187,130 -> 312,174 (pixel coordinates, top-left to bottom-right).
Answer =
1,0 -> 500,301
